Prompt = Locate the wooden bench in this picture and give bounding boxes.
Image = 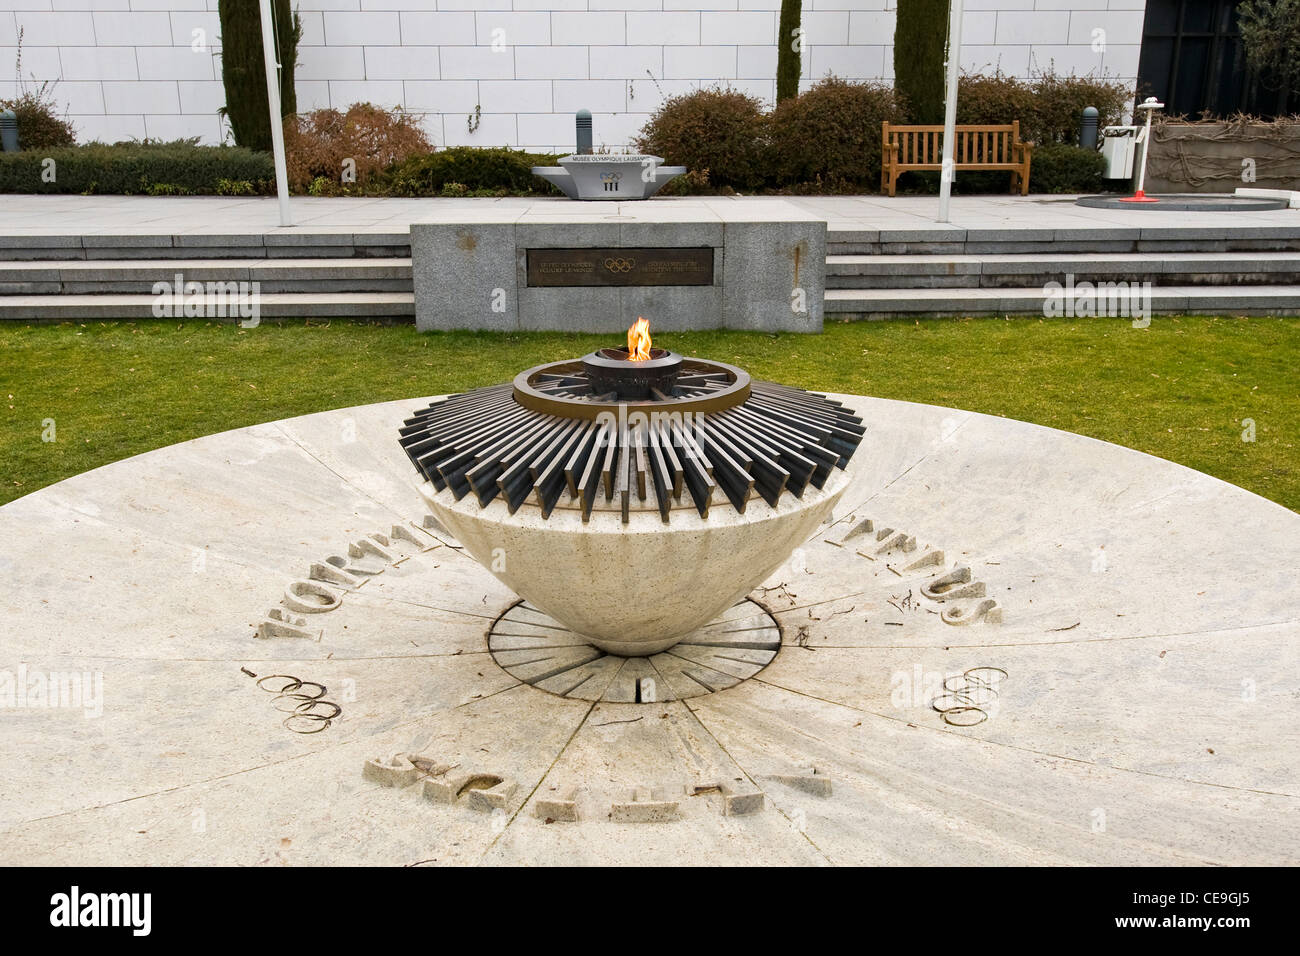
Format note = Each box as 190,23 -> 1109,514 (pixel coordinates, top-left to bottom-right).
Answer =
881,121 -> 1033,196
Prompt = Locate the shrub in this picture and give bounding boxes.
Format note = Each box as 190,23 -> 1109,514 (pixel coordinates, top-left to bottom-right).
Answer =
635,87 -> 769,191
958,68 -> 1131,145
380,146 -> 562,196
956,71 -> 1040,133
218,0 -> 300,152
1,84 -> 77,151
0,143 -> 274,195
769,77 -> 902,188
283,103 -> 432,193
1030,69 -> 1130,144
894,0 -> 948,122
1027,142 -> 1107,193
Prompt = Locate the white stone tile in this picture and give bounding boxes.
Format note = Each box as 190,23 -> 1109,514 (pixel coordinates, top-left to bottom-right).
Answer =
438,45 -> 516,79
589,109 -> 645,147
398,11 -> 476,45
168,11 -> 218,48
551,12 -> 625,45
297,11 -> 325,46
91,10 -> 171,45
552,77 -> 626,112
511,0 -> 584,10
295,79 -> 331,111
1067,10 -> 1146,45
809,0 -> 886,8
737,44 -> 776,78
70,112 -> 145,142
0,43 -> 63,78
663,44 -> 736,79
428,0 -> 512,9
12,11 -> 96,44
297,0 -> 364,10
478,78 -> 553,112
514,44 -> 588,79
1100,42 -> 1141,80
473,11 -> 550,45
996,10 -> 1069,44
961,44 -> 1029,76
402,79 -> 478,111
135,45 -> 217,82
326,79 -> 405,107
961,10 -> 998,46
297,44 -> 365,81
664,0 -> 738,9
808,43 -> 886,80
51,80 -> 104,113
362,45 -> 439,81
323,11 -> 401,45
516,110 -> 575,149
627,11 -> 698,45
590,0 -> 660,8
1026,44 -> 1107,77
700,11 -> 774,45
103,80 -> 178,114
589,45 -> 662,80
442,110 -> 516,146
175,78 -> 223,114
846,10 -> 894,44
801,11 -> 850,46
142,112 -> 222,144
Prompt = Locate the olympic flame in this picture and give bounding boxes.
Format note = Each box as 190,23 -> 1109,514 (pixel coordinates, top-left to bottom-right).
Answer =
627,317 -> 652,362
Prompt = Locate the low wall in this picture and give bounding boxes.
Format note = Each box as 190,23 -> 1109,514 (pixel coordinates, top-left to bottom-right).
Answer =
411,201 -> 825,333
1146,118 -> 1300,194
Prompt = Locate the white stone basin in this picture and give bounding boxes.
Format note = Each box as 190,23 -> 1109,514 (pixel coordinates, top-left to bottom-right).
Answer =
422,463 -> 853,655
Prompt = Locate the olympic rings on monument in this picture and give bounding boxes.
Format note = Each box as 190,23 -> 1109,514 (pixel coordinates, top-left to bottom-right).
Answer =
930,667 -> 1008,727
256,673 -> 343,734
603,257 -> 635,273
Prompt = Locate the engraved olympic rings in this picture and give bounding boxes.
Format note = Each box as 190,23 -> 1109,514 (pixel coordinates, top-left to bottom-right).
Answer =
930,666 -> 1008,727
603,257 -> 635,273
256,674 -> 343,734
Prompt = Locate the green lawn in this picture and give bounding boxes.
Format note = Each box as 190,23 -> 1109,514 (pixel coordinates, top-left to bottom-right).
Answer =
1,316 -> 1296,511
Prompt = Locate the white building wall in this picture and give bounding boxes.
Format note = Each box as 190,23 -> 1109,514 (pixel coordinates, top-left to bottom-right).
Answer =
0,0 -> 1145,151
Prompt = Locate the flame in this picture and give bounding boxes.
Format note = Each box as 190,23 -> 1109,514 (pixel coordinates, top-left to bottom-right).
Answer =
627,317 -> 652,362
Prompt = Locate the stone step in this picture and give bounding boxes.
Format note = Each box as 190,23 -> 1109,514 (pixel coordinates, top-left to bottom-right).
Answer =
0,233 -> 411,262
0,291 -> 415,321
827,225 -> 1300,256
824,285 -> 1300,318
0,257 -> 414,295
826,251 -> 1300,289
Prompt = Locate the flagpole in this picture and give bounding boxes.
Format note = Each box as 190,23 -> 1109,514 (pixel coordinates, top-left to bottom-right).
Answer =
259,0 -> 293,227
937,0 -> 964,223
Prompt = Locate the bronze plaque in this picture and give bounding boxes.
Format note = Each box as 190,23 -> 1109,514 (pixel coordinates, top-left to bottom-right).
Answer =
526,247 -> 714,287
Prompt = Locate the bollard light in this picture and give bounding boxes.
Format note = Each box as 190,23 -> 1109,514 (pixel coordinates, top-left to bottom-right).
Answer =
1080,106 -> 1099,152
0,109 -> 18,153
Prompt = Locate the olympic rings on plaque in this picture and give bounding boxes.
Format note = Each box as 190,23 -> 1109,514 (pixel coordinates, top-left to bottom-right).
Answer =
255,673 -> 343,734
603,257 -> 635,274
930,667 -> 1008,727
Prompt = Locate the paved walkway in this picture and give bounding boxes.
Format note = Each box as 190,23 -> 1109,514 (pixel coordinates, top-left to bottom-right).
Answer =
1,194 -> 1295,237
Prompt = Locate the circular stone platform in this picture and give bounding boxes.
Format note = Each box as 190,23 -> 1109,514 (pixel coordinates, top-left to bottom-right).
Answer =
1,394 -> 1297,866
1075,193 -> 1288,211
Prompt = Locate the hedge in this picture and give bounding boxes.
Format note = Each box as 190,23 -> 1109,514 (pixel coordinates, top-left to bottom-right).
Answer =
380,146 -> 563,196
0,142 -> 275,195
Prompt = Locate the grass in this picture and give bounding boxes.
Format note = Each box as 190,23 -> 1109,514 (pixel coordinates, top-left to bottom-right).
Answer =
1,315 -> 1296,511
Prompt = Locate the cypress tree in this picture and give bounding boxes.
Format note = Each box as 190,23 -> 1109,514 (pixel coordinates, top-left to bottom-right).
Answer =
893,0 -> 947,123
776,0 -> 803,103
218,0 -> 300,152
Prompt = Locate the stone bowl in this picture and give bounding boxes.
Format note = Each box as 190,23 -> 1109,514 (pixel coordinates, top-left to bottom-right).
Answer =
420,463 -> 853,656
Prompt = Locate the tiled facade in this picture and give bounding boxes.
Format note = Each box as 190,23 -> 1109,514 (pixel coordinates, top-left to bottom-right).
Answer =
0,0 -> 1146,150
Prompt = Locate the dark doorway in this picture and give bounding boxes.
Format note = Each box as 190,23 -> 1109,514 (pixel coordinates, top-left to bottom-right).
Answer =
1136,0 -> 1292,117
